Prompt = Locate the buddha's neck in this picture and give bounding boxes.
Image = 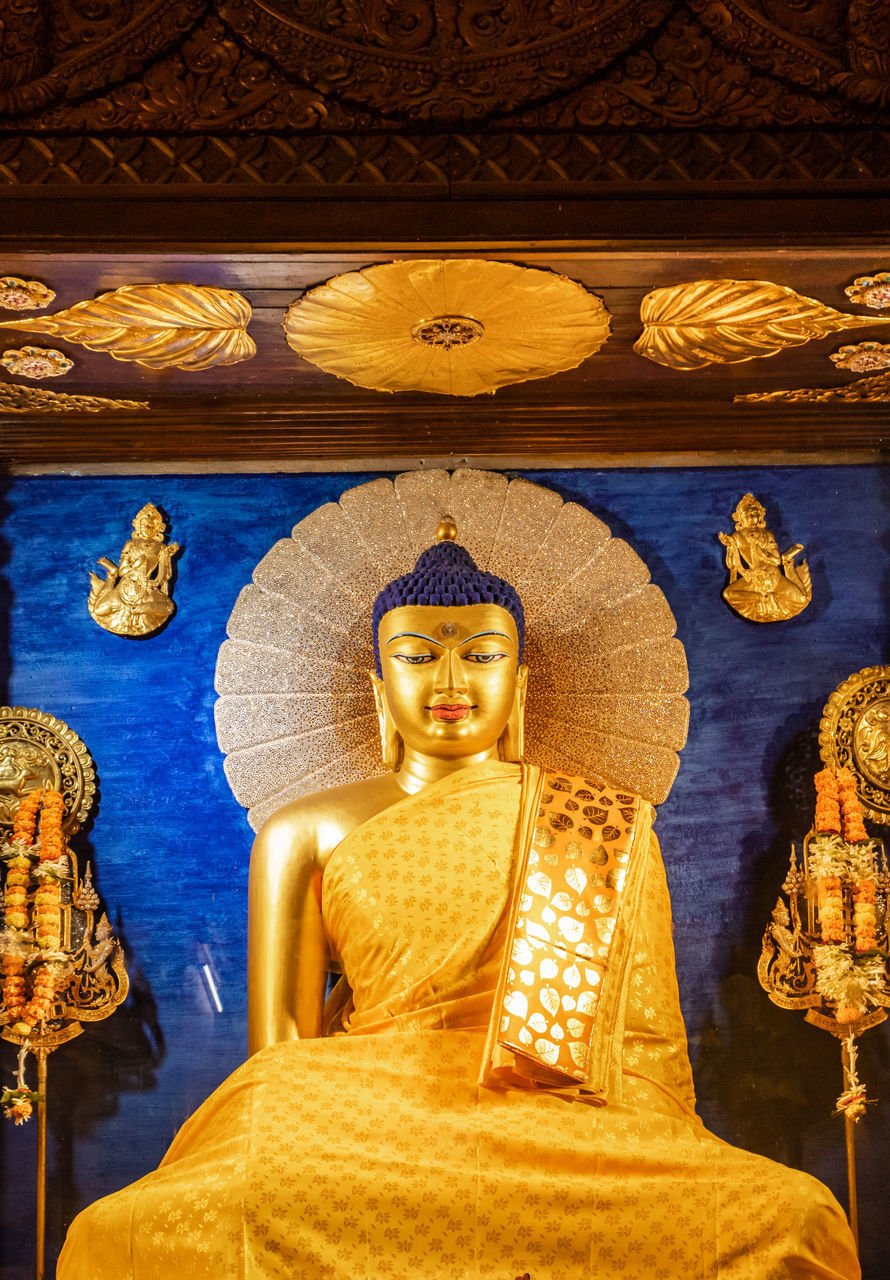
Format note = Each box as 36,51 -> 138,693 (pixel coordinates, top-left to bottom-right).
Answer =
394,745 -> 502,795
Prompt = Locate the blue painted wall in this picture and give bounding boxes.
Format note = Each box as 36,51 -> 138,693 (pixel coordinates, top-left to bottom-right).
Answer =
1,465 -> 887,1277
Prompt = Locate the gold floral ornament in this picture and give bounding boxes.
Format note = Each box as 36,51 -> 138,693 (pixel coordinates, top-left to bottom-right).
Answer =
635,278 -> 890,370
758,765 -> 889,1247
0,282 -> 254,371
215,469 -> 689,831
0,278 -> 54,311
1,346 -> 73,379
283,260 -> 611,397
0,383 -> 148,413
845,272 -> 890,310
820,666 -> 890,825
89,503 -> 180,637
735,370 -> 890,404
829,341 -> 890,373
0,706 -> 96,835
718,494 -> 811,623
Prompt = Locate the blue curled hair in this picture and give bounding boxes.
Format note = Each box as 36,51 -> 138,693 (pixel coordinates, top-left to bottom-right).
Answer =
372,541 -> 525,675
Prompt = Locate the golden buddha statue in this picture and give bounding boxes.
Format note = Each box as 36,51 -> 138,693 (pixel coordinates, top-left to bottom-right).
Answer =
59,476 -> 858,1279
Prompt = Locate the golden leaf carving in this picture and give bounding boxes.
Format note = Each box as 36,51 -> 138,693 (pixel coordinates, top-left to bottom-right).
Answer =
0,283 -> 255,371
736,370 -> 890,403
635,278 -> 890,371
0,383 -> 148,413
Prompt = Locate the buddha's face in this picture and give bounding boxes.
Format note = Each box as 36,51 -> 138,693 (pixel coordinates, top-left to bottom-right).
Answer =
375,602 -> 526,759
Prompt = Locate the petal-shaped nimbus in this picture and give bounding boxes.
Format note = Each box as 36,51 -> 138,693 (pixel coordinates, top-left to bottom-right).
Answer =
0,283 -> 255,370
634,278 -> 890,371
215,470 -> 689,829
284,259 -> 611,396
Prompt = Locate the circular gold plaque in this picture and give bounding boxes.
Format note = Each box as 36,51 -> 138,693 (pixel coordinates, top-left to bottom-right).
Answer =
819,666 -> 890,824
0,706 -> 96,833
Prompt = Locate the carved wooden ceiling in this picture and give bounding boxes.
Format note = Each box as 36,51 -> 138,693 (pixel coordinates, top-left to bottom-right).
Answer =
1,1 -> 888,463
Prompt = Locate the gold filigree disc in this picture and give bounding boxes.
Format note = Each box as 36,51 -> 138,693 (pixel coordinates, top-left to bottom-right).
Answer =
820,666 -> 890,824
0,706 -> 96,833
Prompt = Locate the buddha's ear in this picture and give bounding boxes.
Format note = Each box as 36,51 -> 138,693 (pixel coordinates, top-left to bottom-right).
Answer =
368,671 -> 402,771
500,664 -> 528,763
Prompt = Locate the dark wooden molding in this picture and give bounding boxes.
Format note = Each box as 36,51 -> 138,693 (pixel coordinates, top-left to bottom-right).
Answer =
1,401 -> 887,466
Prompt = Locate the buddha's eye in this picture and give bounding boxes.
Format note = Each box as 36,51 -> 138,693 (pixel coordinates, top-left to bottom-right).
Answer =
465,652 -> 507,664
393,653 -> 435,665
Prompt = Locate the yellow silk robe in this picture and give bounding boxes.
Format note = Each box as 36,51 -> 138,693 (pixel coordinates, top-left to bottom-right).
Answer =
59,761 -> 859,1279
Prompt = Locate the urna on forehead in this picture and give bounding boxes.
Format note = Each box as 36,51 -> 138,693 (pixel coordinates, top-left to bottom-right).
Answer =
372,517 -> 525,674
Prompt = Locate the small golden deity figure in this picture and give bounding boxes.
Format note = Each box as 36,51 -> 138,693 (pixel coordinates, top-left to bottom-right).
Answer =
58,479 -> 859,1280
88,503 -> 179,637
718,493 -> 811,622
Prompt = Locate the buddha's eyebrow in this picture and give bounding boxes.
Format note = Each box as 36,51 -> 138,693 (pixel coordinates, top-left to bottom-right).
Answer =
385,631 -> 441,645
463,631 -> 511,643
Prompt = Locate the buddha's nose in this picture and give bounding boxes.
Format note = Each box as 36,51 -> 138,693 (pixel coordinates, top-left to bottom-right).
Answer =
435,647 -> 466,691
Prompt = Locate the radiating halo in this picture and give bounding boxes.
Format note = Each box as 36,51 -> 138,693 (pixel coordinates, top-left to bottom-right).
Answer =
283,259 -> 611,397
215,471 -> 688,831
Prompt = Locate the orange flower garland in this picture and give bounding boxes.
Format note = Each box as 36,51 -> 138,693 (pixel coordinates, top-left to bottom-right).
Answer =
852,879 -> 877,955
817,874 -> 844,944
1,788 -> 42,1024
1,789 -> 69,1038
837,768 -> 869,844
813,768 -> 841,835
809,766 -> 885,1022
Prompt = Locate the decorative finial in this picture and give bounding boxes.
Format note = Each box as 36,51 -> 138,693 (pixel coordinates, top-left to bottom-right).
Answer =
436,514 -> 458,543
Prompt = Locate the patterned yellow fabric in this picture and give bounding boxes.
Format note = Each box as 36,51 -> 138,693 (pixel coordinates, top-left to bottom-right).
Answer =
58,761 -> 859,1280
489,771 -> 649,1087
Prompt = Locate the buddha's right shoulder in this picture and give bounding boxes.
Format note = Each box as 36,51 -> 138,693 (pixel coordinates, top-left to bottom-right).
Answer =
252,774 -> 401,864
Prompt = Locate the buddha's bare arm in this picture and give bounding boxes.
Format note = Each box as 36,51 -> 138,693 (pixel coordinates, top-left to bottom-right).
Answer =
247,806 -> 329,1055
247,774 -> 406,1057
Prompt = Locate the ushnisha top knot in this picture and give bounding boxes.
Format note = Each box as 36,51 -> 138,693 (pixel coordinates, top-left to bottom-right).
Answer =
372,520 -> 525,674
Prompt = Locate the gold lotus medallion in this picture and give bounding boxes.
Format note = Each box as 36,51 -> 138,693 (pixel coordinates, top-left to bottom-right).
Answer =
820,666 -> 890,823
0,707 -> 96,833
283,259 -> 611,397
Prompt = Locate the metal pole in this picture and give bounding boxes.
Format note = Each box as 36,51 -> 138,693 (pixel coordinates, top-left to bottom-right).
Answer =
841,1041 -> 859,1254
35,1048 -> 47,1280
844,1113 -> 859,1253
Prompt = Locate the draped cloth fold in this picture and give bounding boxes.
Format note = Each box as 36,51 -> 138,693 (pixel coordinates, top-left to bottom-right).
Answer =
58,760 -> 860,1280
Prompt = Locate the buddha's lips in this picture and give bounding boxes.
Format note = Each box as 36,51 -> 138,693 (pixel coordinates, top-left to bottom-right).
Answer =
429,704 -> 474,721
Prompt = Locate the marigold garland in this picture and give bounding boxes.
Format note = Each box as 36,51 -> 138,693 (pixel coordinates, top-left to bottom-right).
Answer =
1,788 -> 69,1039
809,766 -> 883,1022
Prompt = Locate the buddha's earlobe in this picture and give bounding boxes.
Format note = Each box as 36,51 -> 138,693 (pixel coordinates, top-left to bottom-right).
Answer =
369,672 -> 403,771
499,665 -> 528,763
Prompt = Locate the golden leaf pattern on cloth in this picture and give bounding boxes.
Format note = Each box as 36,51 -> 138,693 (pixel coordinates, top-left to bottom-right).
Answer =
0,283 -> 255,371
635,278 -> 890,371
496,774 -> 640,1082
58,764 -> 859,1280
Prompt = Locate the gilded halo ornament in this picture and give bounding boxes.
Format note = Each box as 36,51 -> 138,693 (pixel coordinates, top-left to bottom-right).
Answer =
283,260 -> 611,397
718,494 -> 811,623
0,707 -> 96,833
215,470 -> 689,831
820,666 -> 890,824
